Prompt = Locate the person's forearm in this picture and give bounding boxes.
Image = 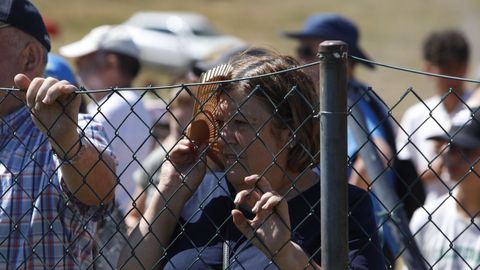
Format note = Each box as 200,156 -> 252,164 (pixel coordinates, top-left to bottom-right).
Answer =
53,134 -> 116,206
274,241 -> 321,270
124,187 -> 147,233
117,180 -> 190,269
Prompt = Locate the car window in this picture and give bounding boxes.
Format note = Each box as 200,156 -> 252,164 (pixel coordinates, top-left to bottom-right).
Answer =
146,28 -> 175,35
192,29 -> 220,37
145,27 -> 220,37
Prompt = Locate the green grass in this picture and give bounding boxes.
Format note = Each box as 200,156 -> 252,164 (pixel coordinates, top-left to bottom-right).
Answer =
36,0 -> 480,117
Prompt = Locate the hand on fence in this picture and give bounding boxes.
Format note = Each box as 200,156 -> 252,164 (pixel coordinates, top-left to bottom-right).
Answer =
159,138 -> 207,200
14,74 -> 81,156
232,175 -> 320,269
232,174 -> 321,269
232,175 -> 292,260
14,74 -> 116,206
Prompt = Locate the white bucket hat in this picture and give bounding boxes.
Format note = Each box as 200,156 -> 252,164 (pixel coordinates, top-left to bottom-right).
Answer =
60,25 -> 139,59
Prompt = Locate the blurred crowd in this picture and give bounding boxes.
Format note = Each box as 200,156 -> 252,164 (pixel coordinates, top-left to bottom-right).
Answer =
1,0 -> 480,269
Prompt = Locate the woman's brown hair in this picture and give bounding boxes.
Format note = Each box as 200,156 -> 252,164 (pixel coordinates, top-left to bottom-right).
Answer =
227,50 -> 320,172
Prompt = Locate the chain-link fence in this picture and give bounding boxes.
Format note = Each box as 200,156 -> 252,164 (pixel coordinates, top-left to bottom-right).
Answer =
1,42 -> 480,269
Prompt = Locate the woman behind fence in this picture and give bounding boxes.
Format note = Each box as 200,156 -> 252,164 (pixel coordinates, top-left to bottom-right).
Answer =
118,50 -> 385,269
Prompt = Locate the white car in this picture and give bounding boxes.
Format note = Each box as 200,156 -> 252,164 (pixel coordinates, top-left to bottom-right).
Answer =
123,11 -> 245,74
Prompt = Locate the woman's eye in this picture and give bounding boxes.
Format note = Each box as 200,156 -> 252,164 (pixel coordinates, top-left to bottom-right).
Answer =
216,120 -> 224,128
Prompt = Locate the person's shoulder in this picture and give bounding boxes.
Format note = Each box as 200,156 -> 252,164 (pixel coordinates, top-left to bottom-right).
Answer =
403,96 -> 440,116
348,79 -> 383,103
348,184 -> 369,202
119,91 -> 150,110
101,93 -> 132,109
347,184 -> 374,213
427,193 -> 453,211
349,79 -> 369,90
399,97 -> 435,127
410,194 -> 452,228
348,79 -> 373,100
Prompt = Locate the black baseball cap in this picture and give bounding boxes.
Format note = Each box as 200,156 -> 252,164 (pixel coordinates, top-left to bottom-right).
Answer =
283,13 -> 374,69
0,0 -> 51,51
427,108 -> 480,149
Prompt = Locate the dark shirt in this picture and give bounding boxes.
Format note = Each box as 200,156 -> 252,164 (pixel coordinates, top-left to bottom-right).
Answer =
164,173 -> 385,269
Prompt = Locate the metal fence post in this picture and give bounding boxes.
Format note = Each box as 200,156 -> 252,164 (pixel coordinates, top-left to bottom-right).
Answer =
319,40 -> 348,270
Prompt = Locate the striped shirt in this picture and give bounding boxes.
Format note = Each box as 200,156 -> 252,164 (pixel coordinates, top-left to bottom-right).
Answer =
0,106 -> 114,269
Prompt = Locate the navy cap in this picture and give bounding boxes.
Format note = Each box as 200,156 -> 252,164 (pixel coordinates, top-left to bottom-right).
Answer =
427,108 -> 480,150
0,0 -> 51,51
284,13 -> 373,69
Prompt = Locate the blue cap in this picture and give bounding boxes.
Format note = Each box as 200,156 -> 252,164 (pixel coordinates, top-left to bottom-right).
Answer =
45,54 -> 77,85
284,13 -> 373,69
0,0 -> 51,51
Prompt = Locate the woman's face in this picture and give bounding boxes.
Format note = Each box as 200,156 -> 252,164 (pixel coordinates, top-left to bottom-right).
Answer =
216,88 -> 290,191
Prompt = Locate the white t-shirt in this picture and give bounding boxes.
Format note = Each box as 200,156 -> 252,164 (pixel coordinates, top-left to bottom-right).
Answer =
87,90 -> 153,213
396,94 -> 471,204
410,194 -> 480,269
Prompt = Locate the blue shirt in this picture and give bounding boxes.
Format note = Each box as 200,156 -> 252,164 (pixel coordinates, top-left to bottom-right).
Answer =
0,106 -> 114,269
347,79 -> 391,158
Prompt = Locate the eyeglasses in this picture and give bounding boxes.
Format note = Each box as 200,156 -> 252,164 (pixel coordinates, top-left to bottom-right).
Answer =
296,45 -> 317,59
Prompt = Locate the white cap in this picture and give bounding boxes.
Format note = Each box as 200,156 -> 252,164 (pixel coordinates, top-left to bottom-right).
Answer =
59,25 -> 140,59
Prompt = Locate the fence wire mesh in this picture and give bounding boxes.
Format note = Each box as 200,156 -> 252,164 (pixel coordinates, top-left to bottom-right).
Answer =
0,52 -> 479,270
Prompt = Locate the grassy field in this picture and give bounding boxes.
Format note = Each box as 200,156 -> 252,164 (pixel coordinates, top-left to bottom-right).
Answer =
35,0 -> 480,117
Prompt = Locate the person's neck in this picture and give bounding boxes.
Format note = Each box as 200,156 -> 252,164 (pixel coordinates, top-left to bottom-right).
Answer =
278,169 -> 319,201
456,176 -> 480,218
439,87 -> 464,113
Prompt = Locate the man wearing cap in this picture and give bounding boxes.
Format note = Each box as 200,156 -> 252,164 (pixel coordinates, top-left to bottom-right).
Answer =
59,24 -> 153,268
284,13 -> 375,84
284,14 -> 425,266
60,25 -> 153,217
409,107 -> 480,269
284,13 -> 395,188
0,0 -> 116,269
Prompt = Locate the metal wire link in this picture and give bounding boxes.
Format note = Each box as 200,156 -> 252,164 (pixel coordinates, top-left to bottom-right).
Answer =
1,56 -> 480,269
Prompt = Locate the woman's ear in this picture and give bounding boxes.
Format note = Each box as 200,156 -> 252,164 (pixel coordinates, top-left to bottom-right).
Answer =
20,41 -> 45,77
274,126 -> 293,149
